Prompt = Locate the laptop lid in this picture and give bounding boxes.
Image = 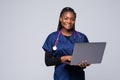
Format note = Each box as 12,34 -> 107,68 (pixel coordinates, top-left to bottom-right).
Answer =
70,42 -> 106,65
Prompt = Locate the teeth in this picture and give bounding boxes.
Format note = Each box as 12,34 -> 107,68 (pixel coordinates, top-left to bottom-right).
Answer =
66,24 -> 70,26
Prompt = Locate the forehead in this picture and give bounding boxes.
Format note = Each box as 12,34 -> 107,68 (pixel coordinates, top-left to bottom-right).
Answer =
61,12 -> 75,17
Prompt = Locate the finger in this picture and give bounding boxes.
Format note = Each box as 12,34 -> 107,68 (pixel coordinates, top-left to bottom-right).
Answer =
79,63 -> 85,67
83,60 -> 90,66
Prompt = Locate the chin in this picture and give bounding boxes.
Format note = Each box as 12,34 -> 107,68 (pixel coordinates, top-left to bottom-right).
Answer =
63,26 -> 74,30
66,28 -> 74,31
65,27 -> 72,30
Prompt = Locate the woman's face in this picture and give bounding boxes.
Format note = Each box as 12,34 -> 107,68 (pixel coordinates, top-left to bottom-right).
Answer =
60,12 -> 76,30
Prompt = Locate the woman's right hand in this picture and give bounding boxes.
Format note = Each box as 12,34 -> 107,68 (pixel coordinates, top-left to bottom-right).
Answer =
61,55 -> 72,63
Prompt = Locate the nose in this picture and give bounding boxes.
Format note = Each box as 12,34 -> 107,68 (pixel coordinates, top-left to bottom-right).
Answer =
67,19 -> 71,23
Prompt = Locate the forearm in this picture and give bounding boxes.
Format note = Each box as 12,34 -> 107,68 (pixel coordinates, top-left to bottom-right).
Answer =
45,51 -> 61,66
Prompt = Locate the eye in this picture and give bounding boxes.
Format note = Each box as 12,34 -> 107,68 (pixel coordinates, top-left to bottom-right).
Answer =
71,18 -> 75,21
64,17 -> 68,20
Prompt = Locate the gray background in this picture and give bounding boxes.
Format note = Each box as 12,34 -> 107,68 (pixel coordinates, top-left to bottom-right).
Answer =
0,0 -> 120,80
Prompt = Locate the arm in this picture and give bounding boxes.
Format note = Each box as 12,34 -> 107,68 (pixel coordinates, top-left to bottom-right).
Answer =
45,51 -> 61,66
45,51 -> 72,66
45,51 -> 89,69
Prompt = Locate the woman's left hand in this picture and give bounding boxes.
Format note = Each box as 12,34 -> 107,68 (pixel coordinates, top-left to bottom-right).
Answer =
78,60 -> 90,68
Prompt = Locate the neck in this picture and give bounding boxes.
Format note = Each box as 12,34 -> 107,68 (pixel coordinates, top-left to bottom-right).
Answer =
61,28 -> 74,36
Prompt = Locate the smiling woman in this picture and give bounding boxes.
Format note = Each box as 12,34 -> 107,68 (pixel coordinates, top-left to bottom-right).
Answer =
42,7 -> 90,80
60,11 -> 75,31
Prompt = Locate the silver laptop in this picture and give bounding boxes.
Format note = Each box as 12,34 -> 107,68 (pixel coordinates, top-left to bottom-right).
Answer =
70,42 -> 106,65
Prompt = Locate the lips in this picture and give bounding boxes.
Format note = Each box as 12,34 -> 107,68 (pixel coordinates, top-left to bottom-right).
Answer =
65,24 -> 71,27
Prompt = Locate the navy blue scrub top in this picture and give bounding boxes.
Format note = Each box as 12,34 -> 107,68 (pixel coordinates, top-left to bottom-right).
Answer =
42,30 -> 89,80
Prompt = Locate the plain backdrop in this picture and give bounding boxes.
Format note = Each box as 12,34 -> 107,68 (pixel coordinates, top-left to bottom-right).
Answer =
0,0 -> 120,80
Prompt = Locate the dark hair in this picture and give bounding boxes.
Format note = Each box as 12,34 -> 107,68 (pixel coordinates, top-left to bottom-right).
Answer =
57,7 -> 77,31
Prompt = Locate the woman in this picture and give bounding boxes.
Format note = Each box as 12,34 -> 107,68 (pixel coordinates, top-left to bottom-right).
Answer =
42,7 -> 90,80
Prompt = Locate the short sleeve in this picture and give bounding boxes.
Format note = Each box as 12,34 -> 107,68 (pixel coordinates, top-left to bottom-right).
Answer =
83,34 -> 89,42
42,33 -> 56,52
77,31 -> 89,43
